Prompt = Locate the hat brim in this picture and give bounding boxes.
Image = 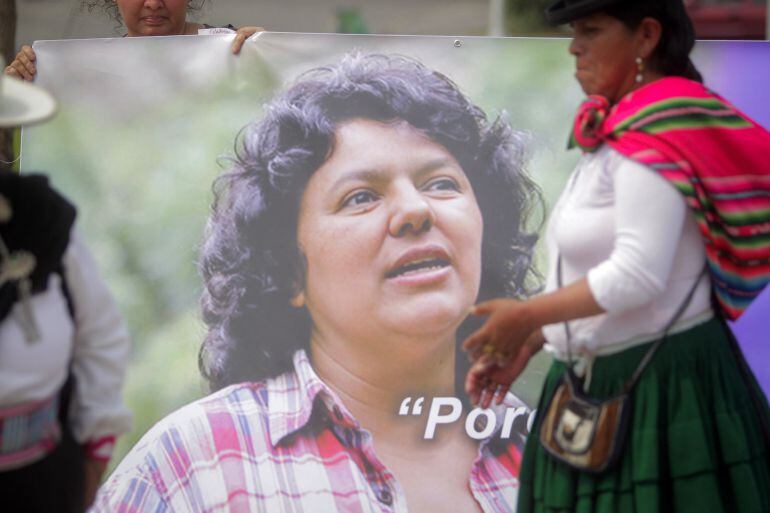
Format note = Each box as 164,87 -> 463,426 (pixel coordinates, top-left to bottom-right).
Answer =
0,75 -> 57,128
545,0 -> 624,25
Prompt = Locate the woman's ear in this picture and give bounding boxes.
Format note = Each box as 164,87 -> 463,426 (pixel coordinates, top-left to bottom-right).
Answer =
638,17 -> 663,60
290,250 -> 308,308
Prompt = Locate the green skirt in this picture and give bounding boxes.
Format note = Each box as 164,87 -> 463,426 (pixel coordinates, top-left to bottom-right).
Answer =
517,317 -> 770,513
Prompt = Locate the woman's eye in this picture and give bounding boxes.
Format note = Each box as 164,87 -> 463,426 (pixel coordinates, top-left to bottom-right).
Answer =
425,178 -> 460,192
573,24 -> 598,36
342,190 -> 378,208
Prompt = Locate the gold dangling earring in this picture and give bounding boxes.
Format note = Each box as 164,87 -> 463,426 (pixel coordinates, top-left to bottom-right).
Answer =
635,57 -> 644,84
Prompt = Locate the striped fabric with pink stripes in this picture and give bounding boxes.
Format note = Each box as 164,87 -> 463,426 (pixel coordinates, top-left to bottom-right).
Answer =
0,395 -> 60,471
571,77 -> 770,319
92,351 -> 524,513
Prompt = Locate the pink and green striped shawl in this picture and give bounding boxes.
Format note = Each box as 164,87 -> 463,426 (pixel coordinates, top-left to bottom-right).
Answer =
570,77 -> 770,320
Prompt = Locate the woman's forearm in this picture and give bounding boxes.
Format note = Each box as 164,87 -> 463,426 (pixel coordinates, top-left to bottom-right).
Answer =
524,277 -> 605,331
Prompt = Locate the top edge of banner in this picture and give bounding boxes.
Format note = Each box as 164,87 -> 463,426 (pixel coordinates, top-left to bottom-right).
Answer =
30,32 -> 770,46
30,32 -> 578,45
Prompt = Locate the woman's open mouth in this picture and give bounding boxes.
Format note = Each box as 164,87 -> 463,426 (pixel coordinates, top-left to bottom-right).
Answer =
385,257 -> 450,279
385,245 -> 452,286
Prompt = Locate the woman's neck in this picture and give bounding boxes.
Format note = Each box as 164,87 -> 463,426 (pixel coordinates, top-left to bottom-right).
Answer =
612,71 -> 666,104
309,330 -> 460,451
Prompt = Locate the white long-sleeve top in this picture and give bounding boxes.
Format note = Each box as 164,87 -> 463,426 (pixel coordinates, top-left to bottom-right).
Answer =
0,229 -> 132,445
541,145 -> 713,358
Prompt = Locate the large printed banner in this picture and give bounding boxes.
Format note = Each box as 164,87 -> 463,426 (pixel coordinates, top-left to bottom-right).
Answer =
21,34 -> 770,505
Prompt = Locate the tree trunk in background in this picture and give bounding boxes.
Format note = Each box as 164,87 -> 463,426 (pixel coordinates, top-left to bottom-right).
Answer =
0,0 -> 18,172
488,0 -> 505,36
0,0 -> 16,64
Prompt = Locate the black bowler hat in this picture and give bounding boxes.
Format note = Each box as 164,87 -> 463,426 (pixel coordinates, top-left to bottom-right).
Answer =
544,0 -> 625,25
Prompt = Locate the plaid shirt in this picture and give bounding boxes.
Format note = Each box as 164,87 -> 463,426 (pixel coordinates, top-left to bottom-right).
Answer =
92,351 -> 526,513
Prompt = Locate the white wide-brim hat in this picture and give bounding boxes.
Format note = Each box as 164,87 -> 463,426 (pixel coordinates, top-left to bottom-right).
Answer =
0,61 -> 57,128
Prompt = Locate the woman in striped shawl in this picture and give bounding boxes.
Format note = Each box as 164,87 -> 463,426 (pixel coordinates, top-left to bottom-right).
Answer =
462,0 -> 770,512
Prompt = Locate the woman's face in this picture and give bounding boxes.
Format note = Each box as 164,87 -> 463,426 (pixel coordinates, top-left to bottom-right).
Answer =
295,119 -> 483,346
117,0 -> 189,37
569,12 -> 644,103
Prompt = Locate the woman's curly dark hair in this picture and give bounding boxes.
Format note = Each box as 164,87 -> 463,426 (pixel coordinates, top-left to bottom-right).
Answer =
200,53 -> 543,390
81,0 -> 206,25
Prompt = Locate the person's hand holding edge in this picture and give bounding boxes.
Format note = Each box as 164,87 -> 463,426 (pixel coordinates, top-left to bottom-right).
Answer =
4,45 -> 37,81
231,26 -> 264,54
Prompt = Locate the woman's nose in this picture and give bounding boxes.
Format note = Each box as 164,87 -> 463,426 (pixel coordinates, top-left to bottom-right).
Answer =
144,0 -> 165,9
388,186 -> 435,238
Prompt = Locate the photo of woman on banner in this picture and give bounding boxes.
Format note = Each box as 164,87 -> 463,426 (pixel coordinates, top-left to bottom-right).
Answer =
92,52 -> 541,512
463,0 -> 770,512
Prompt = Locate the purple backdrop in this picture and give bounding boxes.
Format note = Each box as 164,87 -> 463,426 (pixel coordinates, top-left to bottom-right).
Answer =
694,41 -> 770,399
730,289 -> 770,400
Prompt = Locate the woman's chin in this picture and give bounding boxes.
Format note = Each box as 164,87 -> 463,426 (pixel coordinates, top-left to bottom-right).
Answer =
575,74 -> 598,97
381,298 -> 469,338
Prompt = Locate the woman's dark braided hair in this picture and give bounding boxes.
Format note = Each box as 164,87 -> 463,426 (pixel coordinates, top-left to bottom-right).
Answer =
605,0 -> 703,83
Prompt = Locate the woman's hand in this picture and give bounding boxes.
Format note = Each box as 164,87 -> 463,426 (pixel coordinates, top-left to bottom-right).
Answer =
462,298 -> 538,365
465,329 -> 545,408
465,279 -> 605,365
4,45 -> 37,81
231,26 -> 264,54
462,279 -> 605,407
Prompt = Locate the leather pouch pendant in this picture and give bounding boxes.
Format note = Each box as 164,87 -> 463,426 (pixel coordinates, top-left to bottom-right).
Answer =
538,256 -> 705,474
539,368 -> 630,474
